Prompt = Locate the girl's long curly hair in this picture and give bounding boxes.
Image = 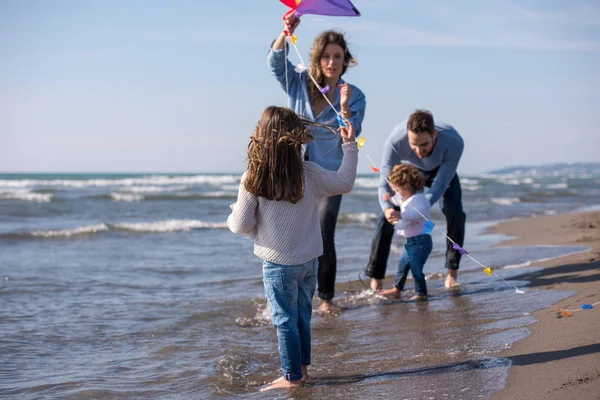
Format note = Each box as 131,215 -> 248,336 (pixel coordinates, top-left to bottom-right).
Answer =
245,106 -> 318,203
307,30 -> 357,105
389,164 -> 426,195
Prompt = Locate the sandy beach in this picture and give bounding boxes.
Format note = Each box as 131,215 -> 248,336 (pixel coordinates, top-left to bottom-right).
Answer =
490,210 -> 600,400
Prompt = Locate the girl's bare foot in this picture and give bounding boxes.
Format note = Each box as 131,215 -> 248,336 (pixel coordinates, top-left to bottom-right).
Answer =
380,287 -> 402,298
409,294 -> 428,301
269,370 -> 308,385
370,278 -> 382,291
444,270 -> 460,288
319,300 -> 341,315
260,377 -> 303,391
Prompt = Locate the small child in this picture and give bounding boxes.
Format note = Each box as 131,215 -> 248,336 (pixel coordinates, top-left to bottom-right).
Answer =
227,106 -> 358,391
380,164 -> 433,301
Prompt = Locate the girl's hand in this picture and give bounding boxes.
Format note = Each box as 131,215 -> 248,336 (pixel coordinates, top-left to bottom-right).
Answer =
284,13 -> 301,35
383,192 -> 391,201
338,120 -> 356,143
339,83 -> 352,109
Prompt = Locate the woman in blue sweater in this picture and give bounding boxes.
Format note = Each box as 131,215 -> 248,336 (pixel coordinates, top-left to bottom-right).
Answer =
267,15 -> 366,313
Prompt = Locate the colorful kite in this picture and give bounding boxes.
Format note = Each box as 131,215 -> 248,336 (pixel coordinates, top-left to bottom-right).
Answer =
280,0 -> 360,19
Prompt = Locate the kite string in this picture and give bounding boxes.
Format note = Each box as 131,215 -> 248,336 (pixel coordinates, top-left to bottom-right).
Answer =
290,36 -> 521,292
288,36 -> 381,171
285,43 -> 290,108
560,299 -> 600,314
288,40 -> 341,118
382,176 -> 523,293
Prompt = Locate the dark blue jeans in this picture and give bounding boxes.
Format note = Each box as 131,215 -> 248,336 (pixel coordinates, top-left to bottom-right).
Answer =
365,170 -> 466,280
317,194 -> 342,301
393,234 -> 433,296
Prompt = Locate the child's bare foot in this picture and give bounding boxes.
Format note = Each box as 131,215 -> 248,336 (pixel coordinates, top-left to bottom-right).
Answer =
269,369 -> 308,385
302,365 -> 309,381
319,300 -> 341,315
409,294 -> 428,301
444,269 -> 460,289
380,287 -> 402,298
260,377 -> 303,391
370,278 -> 382,291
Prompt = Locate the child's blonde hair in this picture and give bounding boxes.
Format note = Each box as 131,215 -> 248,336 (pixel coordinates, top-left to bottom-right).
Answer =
389,164 -> 426,194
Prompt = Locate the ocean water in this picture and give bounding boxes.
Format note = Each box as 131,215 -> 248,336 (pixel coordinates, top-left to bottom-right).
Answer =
1,171 -> 598,399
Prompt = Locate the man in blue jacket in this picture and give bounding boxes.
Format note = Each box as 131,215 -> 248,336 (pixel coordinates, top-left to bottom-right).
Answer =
365,109 -> 466,290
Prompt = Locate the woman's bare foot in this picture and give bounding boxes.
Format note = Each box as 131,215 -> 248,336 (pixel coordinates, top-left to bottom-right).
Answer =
444,269 -> 460,288
260,377 -> 303,391
370,278 -> 382,291
319,300 -> 341,315
380,287 -> 402,298
408,294 -> 428,301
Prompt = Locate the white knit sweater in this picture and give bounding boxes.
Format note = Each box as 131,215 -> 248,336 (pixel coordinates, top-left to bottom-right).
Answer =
227,142 -> 358,265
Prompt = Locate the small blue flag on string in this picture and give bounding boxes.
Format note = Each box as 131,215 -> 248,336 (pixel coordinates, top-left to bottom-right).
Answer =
336,114 -> 347,127
424,220 -> 435,234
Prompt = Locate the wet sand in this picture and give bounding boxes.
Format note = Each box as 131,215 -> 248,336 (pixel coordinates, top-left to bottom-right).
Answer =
215,211 -> 600,398
490,210 -> 600,400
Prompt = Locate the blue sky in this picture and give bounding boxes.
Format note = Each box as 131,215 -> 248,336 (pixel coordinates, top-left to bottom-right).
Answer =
1,0 -> 599,174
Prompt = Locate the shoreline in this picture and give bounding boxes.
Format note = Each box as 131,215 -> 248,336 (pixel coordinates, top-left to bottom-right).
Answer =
489,210 -> 600,399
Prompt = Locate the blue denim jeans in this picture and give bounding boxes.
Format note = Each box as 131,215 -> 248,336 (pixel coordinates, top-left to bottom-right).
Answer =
393,234 -> 433,296
262,258 -> 318,381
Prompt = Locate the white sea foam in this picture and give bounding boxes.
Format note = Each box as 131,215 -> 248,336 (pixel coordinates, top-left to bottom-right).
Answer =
462,184 -> 483,191
545,183 -> 568,189
0,190 -> 52,202
119,185 -> 188,193
110,193 -> 144,202
575,204 -> 600,213
490,197 -> 520,206
340,212 -> 377,223
113,219 -> 227,233
31,224 -> 109,238
0,175 -> 238,189
353,177 -> 379,189
199,191 -> 237,198
221,184 -> 242,191
461,178 -> 481,185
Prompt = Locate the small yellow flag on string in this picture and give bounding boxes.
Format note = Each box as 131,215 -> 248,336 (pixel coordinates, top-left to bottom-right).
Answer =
291,35 -> 298,44
357,137 -> 366,149
484,267 -> 494,276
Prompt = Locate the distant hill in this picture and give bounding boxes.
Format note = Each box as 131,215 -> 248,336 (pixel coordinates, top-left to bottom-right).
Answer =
487,162 -> 600,176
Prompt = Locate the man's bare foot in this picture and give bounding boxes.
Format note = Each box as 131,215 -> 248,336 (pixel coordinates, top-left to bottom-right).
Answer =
370,278 -> 382,291
380,287 -> 402,298
444,269 -> 460,289
260,377 -> 303,391
319,300 -> 341,315
409,294 -> 428,301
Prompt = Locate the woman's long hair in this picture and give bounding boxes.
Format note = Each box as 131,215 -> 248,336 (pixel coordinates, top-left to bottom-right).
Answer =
307,30 -> 357,105
245,106 -> 315,203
